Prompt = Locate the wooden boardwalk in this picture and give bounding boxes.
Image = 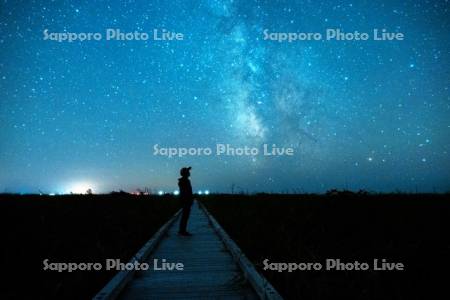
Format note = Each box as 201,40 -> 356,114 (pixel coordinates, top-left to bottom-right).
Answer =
94,201 -> 282,300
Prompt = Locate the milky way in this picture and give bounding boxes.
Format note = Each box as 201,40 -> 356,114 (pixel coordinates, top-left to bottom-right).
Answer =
0,0 -> 449,193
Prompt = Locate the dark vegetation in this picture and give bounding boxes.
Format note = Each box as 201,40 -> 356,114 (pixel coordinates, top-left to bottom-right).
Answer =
0,194 -> 179,300
2,192 -> 449,300
201,193 -> 450,300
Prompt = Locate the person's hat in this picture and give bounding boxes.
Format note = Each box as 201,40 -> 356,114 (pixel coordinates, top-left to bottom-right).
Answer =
180,166 -> 191,176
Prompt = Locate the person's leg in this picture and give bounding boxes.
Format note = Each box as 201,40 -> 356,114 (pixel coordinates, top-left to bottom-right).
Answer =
179,205 -> 191,233
184,205 -> 191,230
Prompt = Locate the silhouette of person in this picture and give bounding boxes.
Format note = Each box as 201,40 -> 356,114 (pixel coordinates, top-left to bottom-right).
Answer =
178,166 -> 193,236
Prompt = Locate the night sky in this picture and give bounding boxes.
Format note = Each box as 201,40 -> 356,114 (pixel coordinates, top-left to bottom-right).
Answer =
0,0 -> 449,194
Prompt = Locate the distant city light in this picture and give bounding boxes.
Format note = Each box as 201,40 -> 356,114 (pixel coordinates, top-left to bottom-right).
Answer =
158,190 -> 164,195
198,190 -> 203,195
204,190 -> 210,195
66,181 -> 95,194
173,190 -> 179,195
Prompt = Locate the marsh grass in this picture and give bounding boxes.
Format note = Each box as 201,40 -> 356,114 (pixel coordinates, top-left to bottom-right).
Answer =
201,193 -> 450,299
0,194 -> 179,300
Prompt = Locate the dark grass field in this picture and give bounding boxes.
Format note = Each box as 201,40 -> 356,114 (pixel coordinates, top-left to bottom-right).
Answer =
0,194 -> 179,300
201,193 -> 450,300
1,193 -> 449,300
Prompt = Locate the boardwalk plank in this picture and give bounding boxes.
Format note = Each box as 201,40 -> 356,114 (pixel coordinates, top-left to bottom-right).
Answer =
118,202 -> 259,300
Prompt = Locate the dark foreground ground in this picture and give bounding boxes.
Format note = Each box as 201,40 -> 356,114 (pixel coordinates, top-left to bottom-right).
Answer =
201,194 -> 450,300
0,194 -> 179,300
1,193 -> 449,300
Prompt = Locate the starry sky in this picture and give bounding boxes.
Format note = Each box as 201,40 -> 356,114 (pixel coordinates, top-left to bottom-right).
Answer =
0,0 -> 449,194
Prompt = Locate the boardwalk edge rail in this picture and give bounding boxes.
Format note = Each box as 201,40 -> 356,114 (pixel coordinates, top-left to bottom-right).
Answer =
198,201 -> 284,300
92,209 -> 182,300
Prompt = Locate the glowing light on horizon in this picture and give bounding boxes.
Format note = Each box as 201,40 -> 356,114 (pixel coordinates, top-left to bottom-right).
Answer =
66,181 -> 95,194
